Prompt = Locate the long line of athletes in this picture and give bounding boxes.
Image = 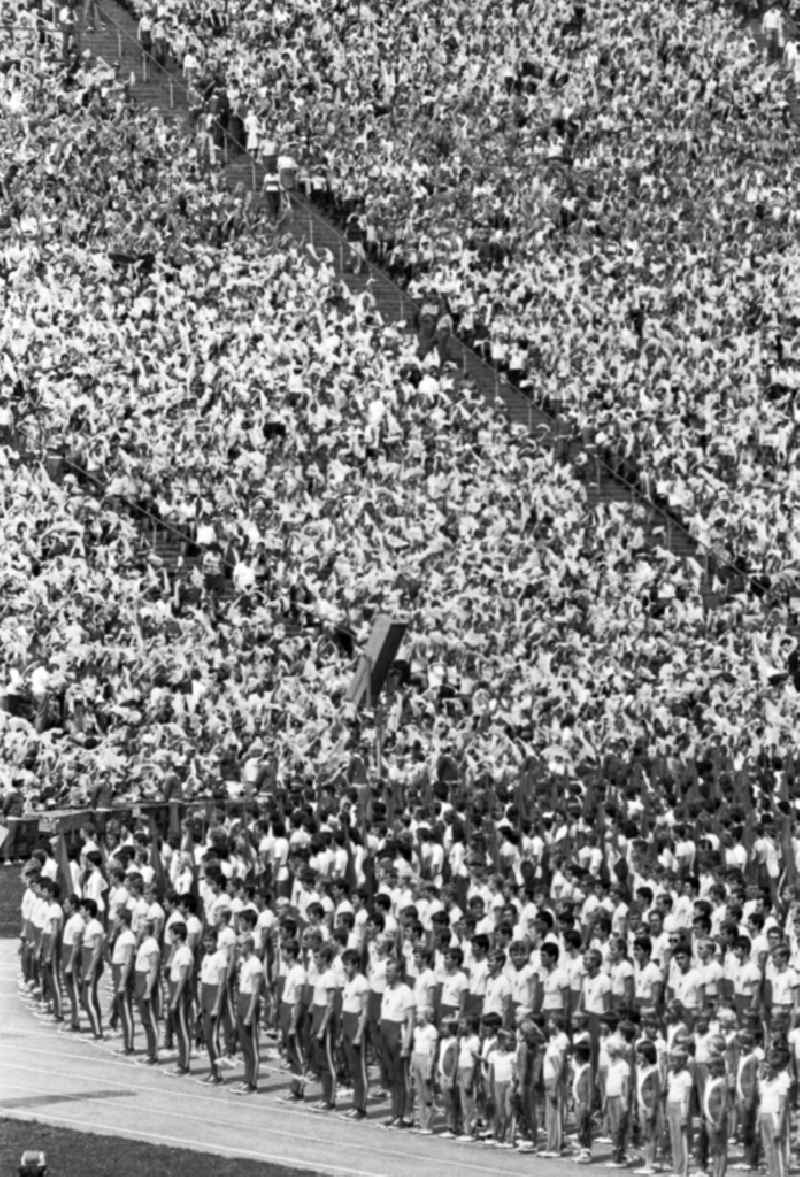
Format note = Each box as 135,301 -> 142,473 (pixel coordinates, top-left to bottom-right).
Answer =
16,857 -> 800,1166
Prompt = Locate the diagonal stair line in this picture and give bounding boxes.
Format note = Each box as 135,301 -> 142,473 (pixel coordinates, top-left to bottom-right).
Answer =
72,0 -> 777,600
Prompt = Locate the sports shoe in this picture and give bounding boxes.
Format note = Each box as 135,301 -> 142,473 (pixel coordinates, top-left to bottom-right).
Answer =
456,1134 -> 474,1143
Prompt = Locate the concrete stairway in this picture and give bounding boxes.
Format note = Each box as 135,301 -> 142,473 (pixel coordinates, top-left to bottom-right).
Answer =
73,0 -> 748,583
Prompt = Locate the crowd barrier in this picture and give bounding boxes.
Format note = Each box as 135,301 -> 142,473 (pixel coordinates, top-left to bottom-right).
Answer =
0,865 -> 23,937
0,797 -> 265,864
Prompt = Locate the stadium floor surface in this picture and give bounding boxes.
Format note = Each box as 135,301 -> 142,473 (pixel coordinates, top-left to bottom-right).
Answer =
0,939 -> 581,1177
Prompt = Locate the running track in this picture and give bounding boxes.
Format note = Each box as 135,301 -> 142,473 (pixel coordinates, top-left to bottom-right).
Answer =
0,940 -> 589,1176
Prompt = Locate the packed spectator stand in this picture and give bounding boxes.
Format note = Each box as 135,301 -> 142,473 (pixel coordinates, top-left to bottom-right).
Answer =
9,0 -> 800,1163
98,0 -> 800,578
0,0 -> 799,823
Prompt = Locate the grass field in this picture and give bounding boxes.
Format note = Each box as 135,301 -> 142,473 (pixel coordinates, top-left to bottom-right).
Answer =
0,1119 -> 325,1177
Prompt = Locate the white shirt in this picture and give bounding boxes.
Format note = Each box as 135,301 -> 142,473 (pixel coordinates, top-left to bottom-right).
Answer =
238,955 -> 263,996
135,935 -> 160,973
170,942 -> 193,982
111,927 -> 136,967
380,983 -> 413,1022
342,973 -> 369,1014
282,961 -> 307,1004
200,947 -> 228,986
62,912 -> 84,948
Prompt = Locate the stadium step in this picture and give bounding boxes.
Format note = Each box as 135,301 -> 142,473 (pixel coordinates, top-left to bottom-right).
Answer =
78,0 -> 756,596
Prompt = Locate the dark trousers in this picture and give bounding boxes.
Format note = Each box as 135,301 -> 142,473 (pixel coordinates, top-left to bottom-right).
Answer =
280,1002 -> 306,1095
310,1005 -> 336,1105
380,1019 -> 407,1120
201,988 -> 221,1076
119,981 -> 135,1052
43,955 -> 63,1019
138,994 -> 159,1061
82,967 -> 103,1037
236,993 -> 260,1089
65,967 -> 81,1029
170,982 -> 191,1072
342,1012 -> 367,1112
740,1101 -> 759,1168
576,1105 -> 593,1149
220,982 -> 237,1055
367,991 -> 388,1085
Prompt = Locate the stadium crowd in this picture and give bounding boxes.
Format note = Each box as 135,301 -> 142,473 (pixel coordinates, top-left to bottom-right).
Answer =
112,0 -> 800,575
16,803 -> 800,1167
2,0 -> 800,817
5,0 -> 800,1166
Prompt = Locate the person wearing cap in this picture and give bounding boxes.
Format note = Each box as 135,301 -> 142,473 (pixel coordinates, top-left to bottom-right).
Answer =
234,933 -> 262,1094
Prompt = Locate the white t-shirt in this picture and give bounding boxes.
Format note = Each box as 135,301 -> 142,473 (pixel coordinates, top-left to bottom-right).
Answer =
342,973 -> 370,1014
380,983 -> 413,1022
771,967 -> 798,1006
200,947 -> 228,986
238,955 -> 263,996
583,972 -> 611,1013
62,912 -> 84,949
170,943 -> 193,982
135,935 -> 160,973
111,927 -> 136,967
440,969 -> 469,1007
